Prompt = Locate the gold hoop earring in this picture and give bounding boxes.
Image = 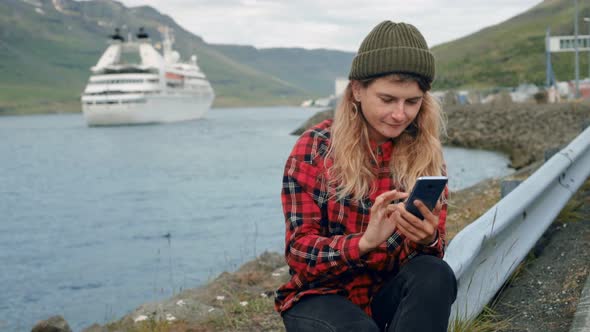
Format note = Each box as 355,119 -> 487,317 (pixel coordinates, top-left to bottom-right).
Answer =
351,102 -> 359,118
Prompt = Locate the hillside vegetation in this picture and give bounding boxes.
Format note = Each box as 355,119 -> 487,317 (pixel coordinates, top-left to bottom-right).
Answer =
2,0 -> 590,114
0,0 -> 351,114
432,0 -> 590,88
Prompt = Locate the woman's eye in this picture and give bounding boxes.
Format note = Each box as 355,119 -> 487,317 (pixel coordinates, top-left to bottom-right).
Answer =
406,100 -> 419,105
381,98 -> 393,103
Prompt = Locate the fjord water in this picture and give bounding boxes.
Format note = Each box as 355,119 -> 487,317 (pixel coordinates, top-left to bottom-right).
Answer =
0,107 -> 513,331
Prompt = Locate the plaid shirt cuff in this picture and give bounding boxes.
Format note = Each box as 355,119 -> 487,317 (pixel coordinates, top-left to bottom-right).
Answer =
343,233 -> 363,264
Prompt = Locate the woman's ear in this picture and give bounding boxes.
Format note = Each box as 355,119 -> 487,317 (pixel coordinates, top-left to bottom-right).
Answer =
350,80 -> 362,102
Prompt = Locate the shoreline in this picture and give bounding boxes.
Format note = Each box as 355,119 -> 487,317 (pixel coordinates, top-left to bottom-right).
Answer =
31,101 -> 590,331
0,100 -> 307,117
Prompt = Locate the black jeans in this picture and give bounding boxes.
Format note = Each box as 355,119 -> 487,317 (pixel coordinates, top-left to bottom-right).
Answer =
282,255 -> 457,332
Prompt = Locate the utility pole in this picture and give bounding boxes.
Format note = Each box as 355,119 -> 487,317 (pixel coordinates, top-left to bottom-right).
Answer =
546,27 -> 555,87
585,17 -> 590,80
575,0 -> 580,98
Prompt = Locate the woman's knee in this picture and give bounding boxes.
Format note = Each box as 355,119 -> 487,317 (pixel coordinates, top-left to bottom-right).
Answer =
282,295 -> 380,332
283,313 -> 379,332
406,255 -> 457,299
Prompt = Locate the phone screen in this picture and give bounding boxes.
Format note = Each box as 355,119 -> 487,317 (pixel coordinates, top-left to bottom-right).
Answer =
404,176 -> 448,220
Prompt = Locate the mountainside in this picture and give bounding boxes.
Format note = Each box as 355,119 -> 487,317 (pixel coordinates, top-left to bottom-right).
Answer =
210,44 -> 353,96
432,0 -> 590,89
0,0 -> 351,114
2,0 -> 589,114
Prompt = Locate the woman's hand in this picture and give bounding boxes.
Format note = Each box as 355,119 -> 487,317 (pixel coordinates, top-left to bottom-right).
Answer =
393,200 -> 442,245
359,190 -> 409,255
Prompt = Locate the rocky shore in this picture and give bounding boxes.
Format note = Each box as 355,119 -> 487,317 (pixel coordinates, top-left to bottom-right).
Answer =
444,101 -> 590,169
32,101 -> 590,332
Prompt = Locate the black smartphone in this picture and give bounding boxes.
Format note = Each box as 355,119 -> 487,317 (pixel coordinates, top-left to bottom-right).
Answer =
404,176 -> 448,220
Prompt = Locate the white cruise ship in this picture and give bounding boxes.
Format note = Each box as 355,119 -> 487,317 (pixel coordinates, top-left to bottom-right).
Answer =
81,27 -> 214,126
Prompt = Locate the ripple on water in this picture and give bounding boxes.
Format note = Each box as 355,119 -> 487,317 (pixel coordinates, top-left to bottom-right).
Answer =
58,282 -> 103,291
65,240 -> 104,249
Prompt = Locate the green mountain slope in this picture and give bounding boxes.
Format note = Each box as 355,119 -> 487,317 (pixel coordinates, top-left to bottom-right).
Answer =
0,0 -> 325,114
432,0 -> 590,89
210,45 -> 354,96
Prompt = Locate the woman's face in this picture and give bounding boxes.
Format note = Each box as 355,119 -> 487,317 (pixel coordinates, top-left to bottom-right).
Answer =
352,77 -> 424,144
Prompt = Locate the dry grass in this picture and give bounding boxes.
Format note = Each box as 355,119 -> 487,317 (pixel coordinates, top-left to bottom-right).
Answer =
113,292 -> 283,332
448,306 -> 513,332
202,295 -> 282,332
557,198 -> 585,223
106,319 -> 180,332
446,178 -> 502,240
557,178 -> 590,223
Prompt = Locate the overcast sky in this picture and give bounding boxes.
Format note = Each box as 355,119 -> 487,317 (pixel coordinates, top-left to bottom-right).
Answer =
116,0 -> 543,51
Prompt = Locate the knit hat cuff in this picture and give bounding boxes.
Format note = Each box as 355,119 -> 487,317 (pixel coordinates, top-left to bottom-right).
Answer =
348,46 -> 435,82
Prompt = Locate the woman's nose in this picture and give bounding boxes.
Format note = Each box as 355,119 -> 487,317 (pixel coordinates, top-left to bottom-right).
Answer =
390,102 -> 405,121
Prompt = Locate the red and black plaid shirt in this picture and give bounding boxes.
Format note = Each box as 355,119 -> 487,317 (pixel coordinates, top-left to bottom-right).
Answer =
275,119 -> 448,316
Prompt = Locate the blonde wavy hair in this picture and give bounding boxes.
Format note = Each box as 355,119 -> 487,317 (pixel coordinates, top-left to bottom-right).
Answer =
327,73 -> 446,201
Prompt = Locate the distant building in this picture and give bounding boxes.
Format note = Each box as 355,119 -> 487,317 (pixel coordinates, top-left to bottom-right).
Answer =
556,82 -> 571,99
567,79 -> 590,98
335,77 -> 349,97
510,83 -> 539,103
301,78 -> 348,108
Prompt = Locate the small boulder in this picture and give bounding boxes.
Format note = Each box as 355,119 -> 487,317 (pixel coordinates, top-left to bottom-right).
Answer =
31,316 -> 72,332
291,108 -> 334,136
510,148 -> 535,169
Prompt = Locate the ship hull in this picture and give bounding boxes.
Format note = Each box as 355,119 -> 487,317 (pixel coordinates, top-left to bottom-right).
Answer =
82,94 -> 213,126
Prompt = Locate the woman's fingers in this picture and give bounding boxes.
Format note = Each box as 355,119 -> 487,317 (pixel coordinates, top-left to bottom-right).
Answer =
374,190 -> 409,209
385,204 -> 397,217
395,218 -> 424,243
394,202 -> 437,244
414,200 -> 439,229
398,203 -> 425,226
396,214 -> 427,239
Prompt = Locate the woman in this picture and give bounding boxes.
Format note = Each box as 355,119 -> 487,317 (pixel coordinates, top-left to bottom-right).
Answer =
275,21 -> 457,331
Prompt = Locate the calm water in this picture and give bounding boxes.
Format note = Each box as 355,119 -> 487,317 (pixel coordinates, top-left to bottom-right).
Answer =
0,107 -> 513,331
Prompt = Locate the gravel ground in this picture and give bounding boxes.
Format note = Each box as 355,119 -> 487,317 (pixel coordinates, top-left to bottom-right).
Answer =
492,180 -> 590,331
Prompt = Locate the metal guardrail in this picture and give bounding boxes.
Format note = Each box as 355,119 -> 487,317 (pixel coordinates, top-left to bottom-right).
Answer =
444,125 -> 590,323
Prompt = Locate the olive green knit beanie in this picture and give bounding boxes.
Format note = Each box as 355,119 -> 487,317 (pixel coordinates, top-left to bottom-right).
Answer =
348,21 -> 435,82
